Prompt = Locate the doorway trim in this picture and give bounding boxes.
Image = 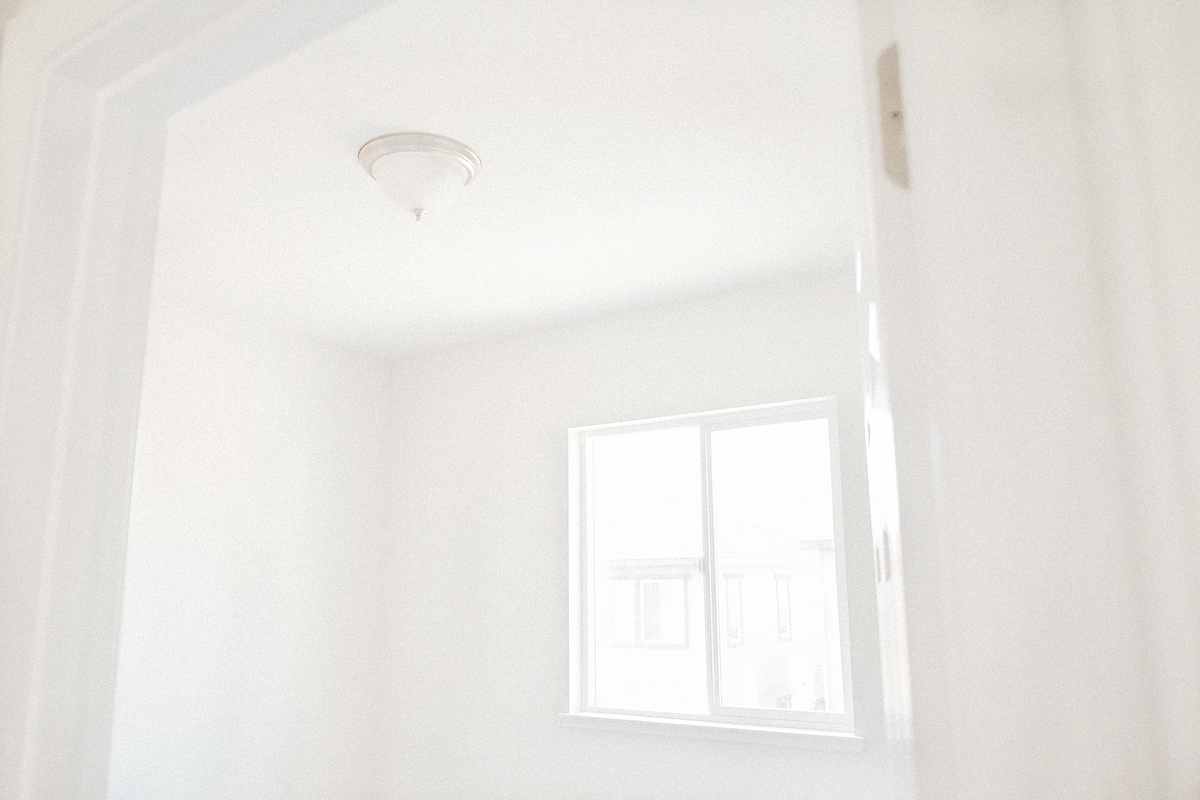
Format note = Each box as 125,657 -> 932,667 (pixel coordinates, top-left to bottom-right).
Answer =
0,2 -> 389,797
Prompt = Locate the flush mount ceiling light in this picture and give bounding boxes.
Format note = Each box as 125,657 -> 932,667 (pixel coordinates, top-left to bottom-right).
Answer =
358,132 -> 481,221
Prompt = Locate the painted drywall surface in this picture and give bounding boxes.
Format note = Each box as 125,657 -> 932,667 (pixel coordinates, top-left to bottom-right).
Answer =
0,0 -> 20,52
874,3 -> 1200,799
107,298 -> 391,800
1100,7 -> 1200,793
383,274 -> 890,800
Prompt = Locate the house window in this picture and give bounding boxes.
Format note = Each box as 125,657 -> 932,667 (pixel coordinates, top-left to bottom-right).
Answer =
725,575 -> 744,647
604,576 -> 690,648
776,575 -> 792,641
568,398 -> 853,735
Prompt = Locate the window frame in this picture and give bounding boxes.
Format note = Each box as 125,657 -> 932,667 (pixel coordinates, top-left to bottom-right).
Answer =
567,398 -> 855,737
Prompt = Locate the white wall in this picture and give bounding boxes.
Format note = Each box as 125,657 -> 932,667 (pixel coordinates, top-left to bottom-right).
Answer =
862,3 -> 1200,799
383,274 -> 891,800
107,297 -> 392,800
0,0 -> 20,51
4,3 -> 1198,799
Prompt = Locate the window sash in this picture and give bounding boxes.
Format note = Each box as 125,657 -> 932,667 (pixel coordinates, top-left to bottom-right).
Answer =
570,398 -> 855,733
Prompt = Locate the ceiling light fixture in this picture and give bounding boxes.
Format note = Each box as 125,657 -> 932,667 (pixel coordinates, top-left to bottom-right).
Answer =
358,132 -> 481,221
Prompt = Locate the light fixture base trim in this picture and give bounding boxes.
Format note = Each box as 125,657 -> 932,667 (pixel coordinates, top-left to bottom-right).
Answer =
358,132 -> 482,184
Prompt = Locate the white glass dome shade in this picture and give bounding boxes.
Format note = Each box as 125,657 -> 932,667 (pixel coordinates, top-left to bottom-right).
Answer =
358,133 -> 482,221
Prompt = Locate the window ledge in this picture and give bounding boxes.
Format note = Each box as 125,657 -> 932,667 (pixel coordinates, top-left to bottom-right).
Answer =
559,712 -> 863,750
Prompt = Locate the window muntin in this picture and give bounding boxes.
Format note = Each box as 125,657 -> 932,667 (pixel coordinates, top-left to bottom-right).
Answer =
572,399 -> 853,733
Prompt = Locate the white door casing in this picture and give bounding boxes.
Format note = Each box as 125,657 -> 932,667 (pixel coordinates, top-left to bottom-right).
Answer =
0,2 -> 389,797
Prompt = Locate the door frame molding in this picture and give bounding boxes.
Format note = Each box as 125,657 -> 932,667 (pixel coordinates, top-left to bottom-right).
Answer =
0,2 -> 388,796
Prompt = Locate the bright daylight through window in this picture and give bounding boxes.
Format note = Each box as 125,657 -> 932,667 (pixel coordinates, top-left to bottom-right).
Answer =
568,399 -> 853,738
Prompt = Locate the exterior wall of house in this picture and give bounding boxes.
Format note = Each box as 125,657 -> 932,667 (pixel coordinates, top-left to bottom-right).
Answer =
716,553 -> 839,713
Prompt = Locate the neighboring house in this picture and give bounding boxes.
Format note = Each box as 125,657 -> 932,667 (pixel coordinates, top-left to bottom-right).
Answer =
593,496 -> 840,715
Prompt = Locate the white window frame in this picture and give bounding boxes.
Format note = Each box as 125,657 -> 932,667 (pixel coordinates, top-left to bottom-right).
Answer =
565,398 -> 858,746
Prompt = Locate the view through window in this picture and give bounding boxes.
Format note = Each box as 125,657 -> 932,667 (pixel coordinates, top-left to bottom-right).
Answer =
571,399 -> 852,732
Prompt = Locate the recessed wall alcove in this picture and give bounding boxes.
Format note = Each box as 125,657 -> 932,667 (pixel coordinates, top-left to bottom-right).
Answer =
0,2 -> 891,798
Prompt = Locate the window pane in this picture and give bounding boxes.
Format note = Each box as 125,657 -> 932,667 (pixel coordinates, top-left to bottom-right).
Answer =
710,419 -> 843,713
587,427 -> 707,714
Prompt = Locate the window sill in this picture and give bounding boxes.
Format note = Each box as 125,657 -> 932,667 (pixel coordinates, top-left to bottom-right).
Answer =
559,712 -> 863,750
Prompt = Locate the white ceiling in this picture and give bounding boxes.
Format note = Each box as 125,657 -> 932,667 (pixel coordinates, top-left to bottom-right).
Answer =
153,0 -> 866,355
